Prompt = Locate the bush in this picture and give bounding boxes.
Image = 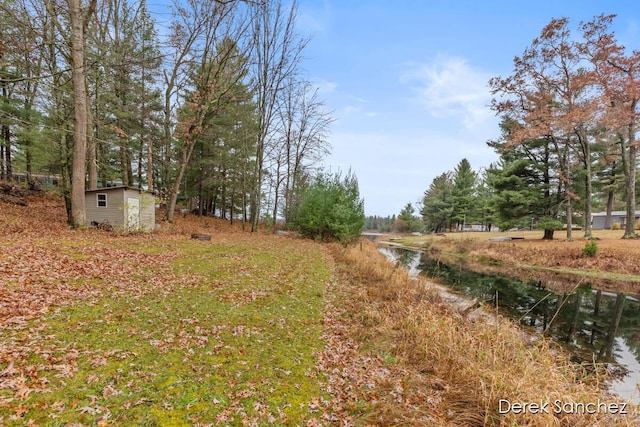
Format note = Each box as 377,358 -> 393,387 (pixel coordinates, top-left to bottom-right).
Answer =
291,171 -> 365,244
582,240 -> 598,257
612,222 -> 620,230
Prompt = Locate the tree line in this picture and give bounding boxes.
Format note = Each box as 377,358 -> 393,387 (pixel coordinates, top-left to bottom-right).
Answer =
368,14 -> 640,240
0,0 -> 336,233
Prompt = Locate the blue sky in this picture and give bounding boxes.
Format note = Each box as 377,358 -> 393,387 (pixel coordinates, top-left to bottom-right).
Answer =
293,1 -> 640,216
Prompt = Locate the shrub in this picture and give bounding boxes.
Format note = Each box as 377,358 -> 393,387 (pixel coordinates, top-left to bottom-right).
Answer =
582,240 -> 598,257
612,222 -> 620,230
291,170 -> 365,244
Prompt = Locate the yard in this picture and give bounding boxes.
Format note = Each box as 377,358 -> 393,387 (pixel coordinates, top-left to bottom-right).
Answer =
0,191 -> 638,426
0,194 -> 339,425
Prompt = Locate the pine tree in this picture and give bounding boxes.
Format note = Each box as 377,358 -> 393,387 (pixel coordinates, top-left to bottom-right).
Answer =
451,158 -> 477,230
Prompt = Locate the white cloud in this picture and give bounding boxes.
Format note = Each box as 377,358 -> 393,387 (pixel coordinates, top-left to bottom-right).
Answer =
401,55 -> 494,129
312,77 -> 338,94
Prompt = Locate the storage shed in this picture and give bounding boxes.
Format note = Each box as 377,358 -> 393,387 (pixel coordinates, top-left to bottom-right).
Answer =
591,210 -> 640,230
85,186 -> 156,232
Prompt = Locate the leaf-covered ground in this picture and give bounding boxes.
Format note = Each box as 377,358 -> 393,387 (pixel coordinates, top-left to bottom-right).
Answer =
0,194 -> 360,425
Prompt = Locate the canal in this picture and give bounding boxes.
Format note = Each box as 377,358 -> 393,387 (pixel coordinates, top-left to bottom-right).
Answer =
379,245 -> 640,404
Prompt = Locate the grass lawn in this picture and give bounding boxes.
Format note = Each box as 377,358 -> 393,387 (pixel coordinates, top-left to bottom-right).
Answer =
0,227 -> 331,426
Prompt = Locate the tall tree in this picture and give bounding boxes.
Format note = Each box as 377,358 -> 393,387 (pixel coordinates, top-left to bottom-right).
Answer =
488,120 -> 565,239
164,1 -> 250,222
182,44 -> 257,221
87,0 -> 162,190
66,0 -> 96,228
0,0 -> 48,182
451,158 -> 476,230
273,78 -> 333,226
421,172 -> 454,233
581,14 -> 640,239
475,168 -> 496,231
248,0 -> 306,232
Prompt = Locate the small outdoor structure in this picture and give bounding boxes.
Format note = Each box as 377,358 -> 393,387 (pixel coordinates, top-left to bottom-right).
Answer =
85,186 -> 156,232
591,210 -> 640,230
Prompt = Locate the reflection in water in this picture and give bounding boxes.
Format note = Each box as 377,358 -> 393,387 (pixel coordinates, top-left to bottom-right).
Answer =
380,246 -> 640,403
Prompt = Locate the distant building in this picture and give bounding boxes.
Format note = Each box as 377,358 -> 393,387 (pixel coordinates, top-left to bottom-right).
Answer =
591,210 -> 640,230
85,186 -> 156,232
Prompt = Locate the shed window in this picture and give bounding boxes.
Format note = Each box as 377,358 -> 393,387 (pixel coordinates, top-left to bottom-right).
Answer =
97,193 -> 107,208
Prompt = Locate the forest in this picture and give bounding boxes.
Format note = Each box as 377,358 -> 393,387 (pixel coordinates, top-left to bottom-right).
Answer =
0,0 -> 334,231
373,15 -> 640,241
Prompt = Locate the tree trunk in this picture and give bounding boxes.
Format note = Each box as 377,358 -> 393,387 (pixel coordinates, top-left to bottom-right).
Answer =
87,103 -> 97,190
147,136 -> 153,189
166,141 -> 196,222
198,174 -> 204,216
566,196 -> 573,242
583,138 -> 593,239
604,189 -> 614,229
1,123 -> 10,180
1,79 -> 11,180
623,113 -> 637,239
543,229 -> 555,240
68,0 -> 89,229
250,139 -> 263,232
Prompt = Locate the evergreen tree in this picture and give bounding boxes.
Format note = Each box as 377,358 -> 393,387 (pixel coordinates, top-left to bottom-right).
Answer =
487,158 -> 563,238
451,158 -> 477,230
421,172 -> 454,233
291,170 -> 364,243
397,202 -> 422,232
181,39 -> 257,222
87,0 -> 163,189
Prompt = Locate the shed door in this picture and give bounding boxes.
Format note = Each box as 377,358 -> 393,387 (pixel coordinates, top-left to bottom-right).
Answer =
127,197 -> 140,231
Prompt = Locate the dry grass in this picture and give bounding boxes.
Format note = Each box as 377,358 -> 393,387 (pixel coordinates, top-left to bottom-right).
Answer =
328,239 -> 639,426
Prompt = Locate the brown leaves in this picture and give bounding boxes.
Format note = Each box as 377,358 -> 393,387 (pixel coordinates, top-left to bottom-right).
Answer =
0,196 -> 184,420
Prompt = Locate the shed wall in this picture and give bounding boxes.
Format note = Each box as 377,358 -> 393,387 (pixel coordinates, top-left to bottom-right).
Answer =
85,190 -> 126,229
122,189 -> 155,231
592,215 -> 629,230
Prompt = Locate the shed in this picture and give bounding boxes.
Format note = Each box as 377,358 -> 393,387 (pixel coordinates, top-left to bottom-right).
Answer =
591,210 -> 640,230
85,186 -> 156,232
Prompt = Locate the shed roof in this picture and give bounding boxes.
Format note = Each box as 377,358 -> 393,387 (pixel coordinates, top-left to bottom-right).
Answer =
591,210 -> 640,217
85,185 -> 155,195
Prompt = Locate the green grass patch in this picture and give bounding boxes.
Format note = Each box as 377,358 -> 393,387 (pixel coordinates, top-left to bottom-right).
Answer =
0,236 -> 330,425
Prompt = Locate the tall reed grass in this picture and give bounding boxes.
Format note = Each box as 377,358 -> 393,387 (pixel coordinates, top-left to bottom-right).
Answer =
329,239 -> 638,426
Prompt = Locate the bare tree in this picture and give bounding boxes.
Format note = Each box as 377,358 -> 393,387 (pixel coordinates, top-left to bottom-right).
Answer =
248,0 -> 306,232
272,78 -> 332,226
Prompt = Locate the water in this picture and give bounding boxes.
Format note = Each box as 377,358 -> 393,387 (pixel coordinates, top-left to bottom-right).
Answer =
379,246 -> 640,404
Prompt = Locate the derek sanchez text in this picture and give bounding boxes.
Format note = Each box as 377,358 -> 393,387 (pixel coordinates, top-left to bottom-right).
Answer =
499,399 -> 630,415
